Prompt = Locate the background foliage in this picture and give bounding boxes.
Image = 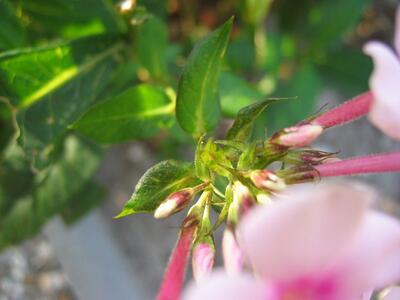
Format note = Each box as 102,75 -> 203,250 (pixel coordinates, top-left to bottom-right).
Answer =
0,0 -> 377,250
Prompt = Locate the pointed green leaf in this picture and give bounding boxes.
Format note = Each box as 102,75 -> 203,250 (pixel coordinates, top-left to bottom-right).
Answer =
117,160 -> 201,218
227,99 -> 277,142
176,17 -> 233,136
73,84 -> 174,144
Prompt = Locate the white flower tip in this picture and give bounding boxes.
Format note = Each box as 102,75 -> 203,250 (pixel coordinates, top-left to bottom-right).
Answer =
278,124 -> 323,147
154,200 -> 178,218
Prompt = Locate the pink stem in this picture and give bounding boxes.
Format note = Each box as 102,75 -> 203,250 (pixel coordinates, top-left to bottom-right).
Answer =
157,225 -> 196,300
315,152 -> 400,177
312,91 -> 373,128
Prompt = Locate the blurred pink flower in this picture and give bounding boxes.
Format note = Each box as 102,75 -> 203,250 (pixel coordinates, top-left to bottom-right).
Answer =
383,287 -> 400,300
183,184 -> 400,300
364,7 -> 400,140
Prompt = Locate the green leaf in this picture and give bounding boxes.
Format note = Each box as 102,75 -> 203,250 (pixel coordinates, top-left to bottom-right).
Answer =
73,84 -> 174,144
116,160 -> 201,217
219,72 -> 262,117
308,0 -> 370,49
227,99 -> 277,142
0,35 -> 123,109
266,63 -> 322,132
315,47 -> 371,97
19,0 -> 125,39
0,0 -> 26,50
61,180 -> 105,225
0,35 -> 124,167
136,17 -> 168,80
176,17 -> 233,136
0,136 -> 101,248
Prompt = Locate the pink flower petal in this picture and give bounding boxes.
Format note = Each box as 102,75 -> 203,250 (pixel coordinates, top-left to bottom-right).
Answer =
383,287 -> 400,300
339,212 -> 400,293
395,7 -> 400,55
363,42 -> 400,140
222,228 -> 244,275
239,183 -> 373,281
183,271 -> 266,300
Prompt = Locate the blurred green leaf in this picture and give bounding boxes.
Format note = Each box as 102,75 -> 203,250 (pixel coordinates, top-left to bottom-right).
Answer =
227,98 -> 277,142
307,0 -> 370,49
176,18 -> 233,136
267,64 -> 322,132
226,28 -> 255,72
61,179 -> 105,225
0,136 -> 101,249
73,84 -> 174,144
0,35 -> 124,109
276,0 -> 370,52
315,47 -> 371,96
0,0 -> 26,50
0,35 -> 124,167
241,0 -> 272,25
116,160 -> 200,217
136,17 -> 168,80
219,72 -> 262,118
19,0 -> 125,39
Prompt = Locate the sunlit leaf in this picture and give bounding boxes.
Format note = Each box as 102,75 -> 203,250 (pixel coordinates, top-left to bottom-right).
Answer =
73,84 -> 174,144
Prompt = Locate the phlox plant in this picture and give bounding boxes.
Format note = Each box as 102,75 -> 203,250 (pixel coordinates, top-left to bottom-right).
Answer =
115,6 -> 400,300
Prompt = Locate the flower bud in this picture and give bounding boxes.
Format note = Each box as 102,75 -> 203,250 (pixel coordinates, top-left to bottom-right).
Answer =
222,228 -> 244,275
228,181 -> 255,225
192,238 -> 215,282
154,188 -> 194,219
250,169 -> 286,192
285,150 -> 338,165
256,192 -> 272,205
277,165 -> 320,184
271,124 -> 323,147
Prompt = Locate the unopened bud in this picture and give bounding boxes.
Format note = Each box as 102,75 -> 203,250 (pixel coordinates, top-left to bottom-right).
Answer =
272,124 -> 323,147
250,170 -> 286,192
192,238 -> 215,282
278,165 -> 320,184
256,192 -> 272,205
283,150 -> 338,165
222,228 -> 244,275
154,188 -> 194,219
228,181 -> 255,225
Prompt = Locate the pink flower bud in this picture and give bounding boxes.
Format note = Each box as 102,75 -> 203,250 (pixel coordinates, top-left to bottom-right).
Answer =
154,188 -> 194,219
192,240 -> 215,282
272,124 -> 323,147
222,228 -> 244,275
250,170 -> 286,192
